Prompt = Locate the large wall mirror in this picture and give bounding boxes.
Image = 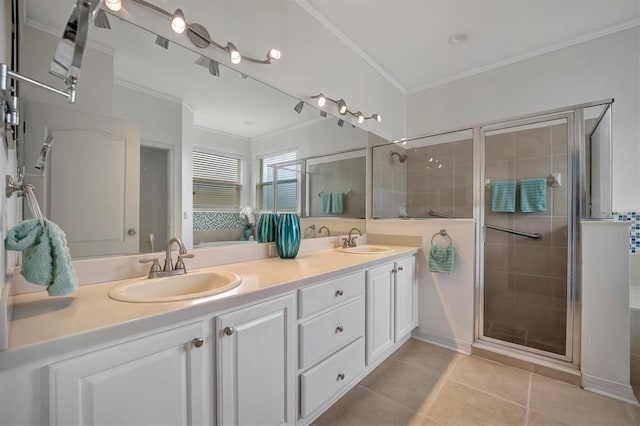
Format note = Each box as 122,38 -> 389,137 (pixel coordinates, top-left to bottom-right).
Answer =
19,1 -> 366,258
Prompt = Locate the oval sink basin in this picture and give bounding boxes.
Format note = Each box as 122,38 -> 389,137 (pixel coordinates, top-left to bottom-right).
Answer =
337,245 -> 394,254
109,271 -> 242,303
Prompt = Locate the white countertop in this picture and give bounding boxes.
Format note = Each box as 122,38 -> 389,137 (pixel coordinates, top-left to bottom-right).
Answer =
3,245 -> 418,366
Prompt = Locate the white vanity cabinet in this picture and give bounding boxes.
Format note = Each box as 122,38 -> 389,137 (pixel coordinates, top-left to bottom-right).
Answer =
216,294 -> 296,426
48,321 -> 208,426
297,271 -> 366,421
366,256 -> 417,365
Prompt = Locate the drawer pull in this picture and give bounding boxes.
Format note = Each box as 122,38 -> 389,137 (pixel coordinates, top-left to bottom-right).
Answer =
337,373 -> 345,381
223,326 -> 235,336
335,290 -> 344,297
192,338 -> 204,348
335,325 -> 344,333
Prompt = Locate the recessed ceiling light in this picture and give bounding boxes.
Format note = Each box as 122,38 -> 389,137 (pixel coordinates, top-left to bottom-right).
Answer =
244,121 -> 255,126
448,33 -> 468,45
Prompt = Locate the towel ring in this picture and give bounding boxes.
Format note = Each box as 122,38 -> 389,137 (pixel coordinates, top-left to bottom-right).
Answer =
431,229 -> 452,247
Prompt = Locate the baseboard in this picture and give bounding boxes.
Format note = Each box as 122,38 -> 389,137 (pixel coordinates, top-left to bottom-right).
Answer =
582,373 -> 639,405
411,327 -> 472,355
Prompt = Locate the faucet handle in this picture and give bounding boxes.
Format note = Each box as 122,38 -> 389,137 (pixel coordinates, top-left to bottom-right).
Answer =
180,253 -> 195,259
175,253 -> 195,272
139,257 -> 162,276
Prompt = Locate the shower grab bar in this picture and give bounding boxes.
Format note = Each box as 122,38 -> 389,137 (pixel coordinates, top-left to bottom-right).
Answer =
485,224 -> 542,240
427,210 -> 454,218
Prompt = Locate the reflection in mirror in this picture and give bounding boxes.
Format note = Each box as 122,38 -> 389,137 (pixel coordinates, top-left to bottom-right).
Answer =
20,4 -> 367,258
372,129 -> 474,219
584,103 -> 613,218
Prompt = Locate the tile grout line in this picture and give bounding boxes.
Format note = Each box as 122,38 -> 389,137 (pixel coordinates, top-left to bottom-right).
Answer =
353,384 -> 420,415
524,373 -> 533,426
447,377 -> 529,409
418,354 -> 464,416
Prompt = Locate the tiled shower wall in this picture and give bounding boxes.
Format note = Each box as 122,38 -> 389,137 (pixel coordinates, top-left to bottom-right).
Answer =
483,124 -> 568,355
372,144 -> 408,218
405,139 -> 473,218
308,157 -> 366,218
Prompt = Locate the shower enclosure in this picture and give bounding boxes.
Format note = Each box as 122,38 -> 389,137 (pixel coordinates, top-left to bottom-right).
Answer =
478,102 -> 613,363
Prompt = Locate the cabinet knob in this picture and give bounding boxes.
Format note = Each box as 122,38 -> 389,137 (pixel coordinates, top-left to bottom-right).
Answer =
391,269 -> 397,274
337,373 -> 345,381
335,325 -> 344,333
192,338 -> 204,348
223,326 -> 235,336
398,266 -> 404,271
335,290 -> 344,297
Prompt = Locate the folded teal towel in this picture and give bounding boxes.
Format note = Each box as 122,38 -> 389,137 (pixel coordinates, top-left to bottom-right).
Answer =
5,219 -> 78,296
331,192 -> 344,214
520,178 -> 547,212
429,244 -> 455,273
491,181 -> 516,212
320,192 -> 332,214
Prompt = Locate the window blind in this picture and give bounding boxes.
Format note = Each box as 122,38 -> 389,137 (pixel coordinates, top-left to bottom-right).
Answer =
193,151 -> 242,210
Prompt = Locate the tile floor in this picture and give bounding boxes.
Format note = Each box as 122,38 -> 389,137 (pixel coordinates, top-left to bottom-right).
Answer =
313,339 -> 640,426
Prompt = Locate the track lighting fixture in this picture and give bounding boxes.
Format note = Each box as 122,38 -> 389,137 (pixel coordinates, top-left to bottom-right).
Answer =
104,0 -> 122,12
126,0 -> 281,66
94,9 -> 111,29
320,111 -> 327,118
311,93 -> 382,124
293,101 -> 304,114
171,8 -> 186,34
337,119 -> 344,128
155,35 -> 169,49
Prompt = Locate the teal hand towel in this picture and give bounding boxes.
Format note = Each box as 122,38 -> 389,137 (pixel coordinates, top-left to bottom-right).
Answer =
429,245 -> 455,273
491,181 -> 516,212
331,192 -> 344,214
520,178 -> 547,212
5,219 -> 78,296
320,192 -> 332,214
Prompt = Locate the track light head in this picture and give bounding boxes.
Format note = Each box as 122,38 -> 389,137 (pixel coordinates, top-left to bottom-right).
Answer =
316,94 -> 326,107
104,0 -> 122,12
208,59 -> 220,77
227,42 -> 241,64
294,101 -> 304,114
155,35 -> 169,49
171,8 -> 186,33
320,111 -> 327,118
267,49 -> 281,61
337,119 -> 344,128
356,111 -> 364,124
337,99 -> 347,115
373,113 -> 382,122
94,9 -> 111,29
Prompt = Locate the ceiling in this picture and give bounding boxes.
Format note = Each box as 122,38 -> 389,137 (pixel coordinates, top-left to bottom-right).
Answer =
302,0 -> 640,93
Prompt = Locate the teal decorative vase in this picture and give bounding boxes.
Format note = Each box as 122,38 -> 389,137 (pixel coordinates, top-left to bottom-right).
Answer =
258,213 -> 278,243
275,213 -> 300,259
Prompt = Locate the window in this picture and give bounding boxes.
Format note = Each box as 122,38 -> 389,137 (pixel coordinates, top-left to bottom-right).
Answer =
192,150 -> 242,210
256,150 -> 298,211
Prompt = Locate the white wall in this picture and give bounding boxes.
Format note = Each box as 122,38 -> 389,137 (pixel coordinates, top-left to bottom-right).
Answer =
366,219 -> 476,353
407,27 -> 640,211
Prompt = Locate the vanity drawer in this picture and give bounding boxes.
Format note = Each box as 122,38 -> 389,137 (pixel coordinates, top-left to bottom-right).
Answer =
299,298 -> 364,369
300,337 -> 365,418
298,271 -> 365,318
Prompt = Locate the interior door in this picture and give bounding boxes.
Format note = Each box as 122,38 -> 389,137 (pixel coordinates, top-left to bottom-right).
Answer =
24,100 -> 140,257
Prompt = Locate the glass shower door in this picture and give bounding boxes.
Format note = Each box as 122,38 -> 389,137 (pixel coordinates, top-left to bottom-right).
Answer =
480,113 -> 573,360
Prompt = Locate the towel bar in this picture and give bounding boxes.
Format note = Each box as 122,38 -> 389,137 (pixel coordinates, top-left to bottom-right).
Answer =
318,189 -> 351,197
484,174 -> 561,189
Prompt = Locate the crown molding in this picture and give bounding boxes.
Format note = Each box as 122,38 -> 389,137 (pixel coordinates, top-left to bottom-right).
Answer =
407,18 -> 640,95
114,78 -> 183,105
294,0 -> 407,95
251,116 -> 327,142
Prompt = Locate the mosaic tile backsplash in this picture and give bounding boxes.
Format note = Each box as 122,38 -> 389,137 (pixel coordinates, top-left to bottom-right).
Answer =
193,211 -> 255,231
613,212 -> 640,254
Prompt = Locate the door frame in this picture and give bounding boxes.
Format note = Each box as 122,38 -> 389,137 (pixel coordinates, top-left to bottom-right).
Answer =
476,111 -> 575,363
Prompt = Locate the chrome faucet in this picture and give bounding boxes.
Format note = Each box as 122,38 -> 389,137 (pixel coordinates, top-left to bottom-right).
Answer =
342,227 -> 362,248
318,226 -> 330,237
303,224 -> 316,238
139,236 -> 195,279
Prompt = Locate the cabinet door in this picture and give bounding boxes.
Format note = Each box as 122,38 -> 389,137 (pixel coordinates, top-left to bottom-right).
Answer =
395,256 -> 417,341
49,322 -> 207,426
217,294 -> 296,426
366,262 -> 395,365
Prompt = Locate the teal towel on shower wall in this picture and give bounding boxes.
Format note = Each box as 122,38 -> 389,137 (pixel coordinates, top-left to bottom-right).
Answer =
520,178 -> 547,212
5,219 -> 78,296
331,192 -> 344,214
491,180 -> 516,212
320,192 -> 332,214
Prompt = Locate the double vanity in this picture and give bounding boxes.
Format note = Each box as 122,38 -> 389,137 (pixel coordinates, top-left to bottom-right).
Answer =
1,242 -> 419,426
